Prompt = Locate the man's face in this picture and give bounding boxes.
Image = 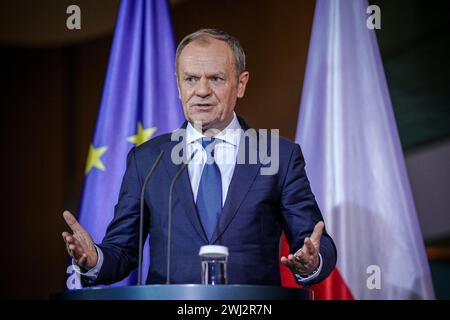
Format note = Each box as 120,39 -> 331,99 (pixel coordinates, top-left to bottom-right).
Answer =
177,38 -> 249,132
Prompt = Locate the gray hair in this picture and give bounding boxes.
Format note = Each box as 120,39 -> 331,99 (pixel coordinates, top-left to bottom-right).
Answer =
175,28 -> 246,78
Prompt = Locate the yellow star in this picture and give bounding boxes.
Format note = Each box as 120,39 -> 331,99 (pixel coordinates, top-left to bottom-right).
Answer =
85,144 -> 108,175
127,122 -> 157,146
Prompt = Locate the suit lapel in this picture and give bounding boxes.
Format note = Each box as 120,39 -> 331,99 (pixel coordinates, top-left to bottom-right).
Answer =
210,125 -> 262,244
210,163 -> 261,244
159,137 -> 208,243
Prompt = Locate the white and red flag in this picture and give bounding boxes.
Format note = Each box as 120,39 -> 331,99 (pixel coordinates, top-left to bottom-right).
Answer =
281,0 -> 435,299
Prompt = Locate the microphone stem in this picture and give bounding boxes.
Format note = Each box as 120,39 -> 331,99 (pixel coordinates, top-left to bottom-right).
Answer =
166,150 -> 197,284
137,150 -> 164,286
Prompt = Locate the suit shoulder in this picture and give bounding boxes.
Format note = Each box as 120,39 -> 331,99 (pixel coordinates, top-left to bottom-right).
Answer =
134,132 -> 172,155
278,134 -> 298,149
260,130 -> 298,153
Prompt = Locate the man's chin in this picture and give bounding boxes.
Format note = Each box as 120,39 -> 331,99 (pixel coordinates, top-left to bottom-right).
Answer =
188,115 -> 215,130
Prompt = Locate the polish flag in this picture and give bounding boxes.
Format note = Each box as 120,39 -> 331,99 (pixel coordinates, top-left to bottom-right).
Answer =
281,0 -> 435,299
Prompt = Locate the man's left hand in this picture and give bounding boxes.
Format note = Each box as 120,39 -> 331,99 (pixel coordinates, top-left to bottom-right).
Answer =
281,221 -> 324,276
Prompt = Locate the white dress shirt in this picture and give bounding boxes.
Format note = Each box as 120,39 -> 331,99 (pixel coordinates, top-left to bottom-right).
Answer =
185,112 -> 241,205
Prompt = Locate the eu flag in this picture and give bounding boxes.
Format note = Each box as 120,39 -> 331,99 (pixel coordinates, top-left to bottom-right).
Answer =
65,0 -> 184,289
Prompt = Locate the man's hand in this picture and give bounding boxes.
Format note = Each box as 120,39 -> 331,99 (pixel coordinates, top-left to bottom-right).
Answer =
281,221 -> 324,276
62,210 -> 98,270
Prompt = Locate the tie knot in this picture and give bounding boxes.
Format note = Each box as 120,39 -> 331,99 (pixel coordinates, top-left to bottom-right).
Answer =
201,137 -> 216,149
200,137 -> 218,162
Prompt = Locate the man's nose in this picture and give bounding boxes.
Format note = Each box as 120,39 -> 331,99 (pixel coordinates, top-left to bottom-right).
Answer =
195,77 -> 211,97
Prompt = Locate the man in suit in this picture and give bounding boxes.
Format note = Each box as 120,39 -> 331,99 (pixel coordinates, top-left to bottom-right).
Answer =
62,29 -> 337,286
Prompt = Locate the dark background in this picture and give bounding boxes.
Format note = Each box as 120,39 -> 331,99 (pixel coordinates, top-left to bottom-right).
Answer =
0,0 -> 449,299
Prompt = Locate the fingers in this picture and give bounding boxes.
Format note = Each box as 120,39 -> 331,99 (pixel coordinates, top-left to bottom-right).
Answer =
310,221 -> 324,243
62,231 -> 71,239
63,210 -> 83,233
281,254 -> 309,275
304,237 -> 317,256
283,254 -> 302,269
294,249 -> 303,260
62,232 -> 85,260
281,239 -> 319,275
281,254 -> 296,269
294,246 -> 312,268
62,232 -> 73,256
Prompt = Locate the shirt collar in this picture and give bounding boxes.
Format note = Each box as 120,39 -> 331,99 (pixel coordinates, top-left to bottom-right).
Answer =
186,112 -> 241,146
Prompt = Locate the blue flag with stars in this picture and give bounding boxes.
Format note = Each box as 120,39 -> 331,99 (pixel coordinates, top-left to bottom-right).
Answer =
65,0 -> 184,289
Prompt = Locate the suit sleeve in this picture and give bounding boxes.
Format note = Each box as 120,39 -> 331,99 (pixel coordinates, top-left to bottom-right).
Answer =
280,144 -> 337,285
84,147 -> 149,285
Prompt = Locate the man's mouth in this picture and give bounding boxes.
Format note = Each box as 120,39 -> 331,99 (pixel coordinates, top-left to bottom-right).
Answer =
192,103 -> 215,109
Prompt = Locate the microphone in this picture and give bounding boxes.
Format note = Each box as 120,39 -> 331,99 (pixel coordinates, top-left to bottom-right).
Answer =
166,149 -> 198,284
137,150 -> 164,286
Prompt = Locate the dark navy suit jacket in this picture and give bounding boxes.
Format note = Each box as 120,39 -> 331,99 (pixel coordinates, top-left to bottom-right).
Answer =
91,117 -> 337,286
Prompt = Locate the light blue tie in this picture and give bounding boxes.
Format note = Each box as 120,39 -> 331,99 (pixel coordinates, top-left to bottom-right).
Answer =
196,138 -> 222,241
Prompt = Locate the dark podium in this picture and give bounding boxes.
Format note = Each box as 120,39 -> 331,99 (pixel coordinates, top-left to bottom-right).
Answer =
55,285 -> 313,300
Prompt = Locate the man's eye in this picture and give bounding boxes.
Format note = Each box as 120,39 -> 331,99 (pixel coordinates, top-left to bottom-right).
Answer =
185,77 -> 197,83
211,76 -> 224,82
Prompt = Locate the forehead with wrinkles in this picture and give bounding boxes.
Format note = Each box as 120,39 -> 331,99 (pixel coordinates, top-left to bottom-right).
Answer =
177,37 -> 236,77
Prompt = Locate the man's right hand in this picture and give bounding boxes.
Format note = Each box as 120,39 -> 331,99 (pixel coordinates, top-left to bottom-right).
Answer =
62,210 -> 98,270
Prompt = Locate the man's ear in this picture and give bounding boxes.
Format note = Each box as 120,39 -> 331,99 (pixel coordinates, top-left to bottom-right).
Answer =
237,71 -> 249,98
